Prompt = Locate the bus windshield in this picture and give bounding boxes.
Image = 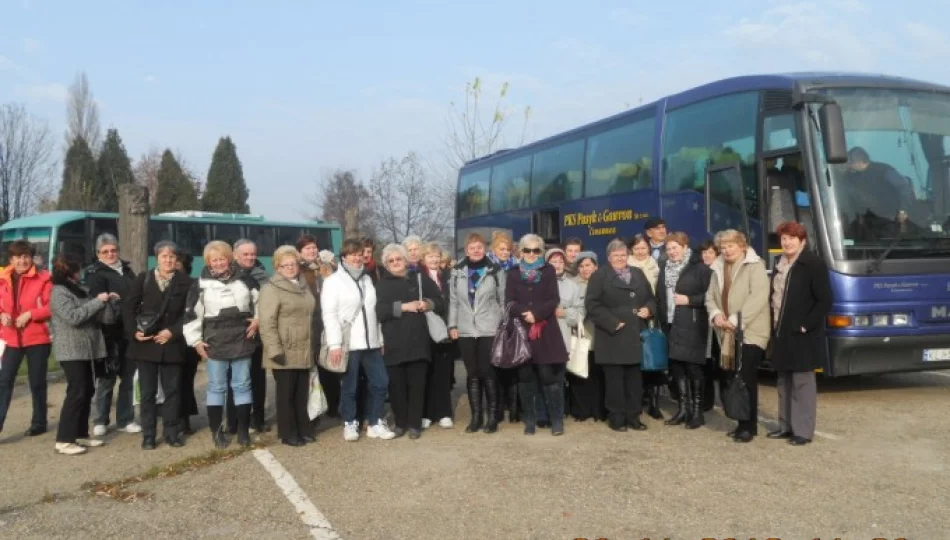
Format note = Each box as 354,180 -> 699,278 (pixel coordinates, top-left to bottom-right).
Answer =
818,88 -> 950,262
1,227 -> 52,268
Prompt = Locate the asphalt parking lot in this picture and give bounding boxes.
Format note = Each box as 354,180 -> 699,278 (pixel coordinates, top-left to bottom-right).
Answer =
1,364 -> 947,540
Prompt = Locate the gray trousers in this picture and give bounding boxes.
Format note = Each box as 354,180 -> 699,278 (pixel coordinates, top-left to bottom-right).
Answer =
777,370 -> 817,439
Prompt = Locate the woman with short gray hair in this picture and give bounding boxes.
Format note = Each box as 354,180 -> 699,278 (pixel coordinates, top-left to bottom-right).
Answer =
585,238 -> 655,432
402,235 -> 423,273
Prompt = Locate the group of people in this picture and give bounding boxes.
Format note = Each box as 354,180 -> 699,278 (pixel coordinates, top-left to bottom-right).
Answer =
0,215 -> 833,455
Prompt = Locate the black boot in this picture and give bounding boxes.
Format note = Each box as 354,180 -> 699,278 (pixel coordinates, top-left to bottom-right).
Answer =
518,382 -> 537,435
483,378 -> 500,433
237,404 -> 253,447
542,384 -> 565,436
207,405 -> 229,449
687,377 -> 705,429
664,377 -> 689,426
647,385 -> 664,420
507,383 -> 520,423
465,377 -> 483,433
181,416 -> 195,435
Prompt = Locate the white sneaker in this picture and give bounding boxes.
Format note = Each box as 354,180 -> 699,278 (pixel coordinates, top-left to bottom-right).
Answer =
120,422 -> 142,434
367,420 -> 396,440
55,443 -> 87,455
438,417 -> 454,429
76,438 -> 105,447
343,421 -> 360,442
421,419 -> 432,429
92,425 -> 108,437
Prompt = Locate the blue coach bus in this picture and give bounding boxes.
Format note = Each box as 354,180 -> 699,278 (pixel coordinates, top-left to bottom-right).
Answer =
455,72 -> 950,376
0,211 -> 343,273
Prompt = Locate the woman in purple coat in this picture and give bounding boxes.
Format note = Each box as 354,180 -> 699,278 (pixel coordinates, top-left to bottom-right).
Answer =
506,233 -> 569,436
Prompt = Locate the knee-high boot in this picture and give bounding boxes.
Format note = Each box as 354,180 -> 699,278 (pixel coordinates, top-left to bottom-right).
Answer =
686,376 -> 705,429
507,383 -> 520,423
483,378 -> 499,434
465,377 -> 483,433
647,385 -> 664,420
236,404 -> 252,447
664,376 -> 689,426
542,384 -> 565,436
207,405 -> 229,449
517,382 -> 537,435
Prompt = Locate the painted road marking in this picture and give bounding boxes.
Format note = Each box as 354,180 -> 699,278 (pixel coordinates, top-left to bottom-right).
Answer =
253,449 -> 341,540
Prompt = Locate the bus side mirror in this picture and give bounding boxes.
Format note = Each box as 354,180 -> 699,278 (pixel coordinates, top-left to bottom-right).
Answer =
819,103 -> 848,164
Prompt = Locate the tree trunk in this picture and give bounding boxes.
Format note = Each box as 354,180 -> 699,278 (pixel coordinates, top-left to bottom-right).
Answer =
119,184 -> 150,274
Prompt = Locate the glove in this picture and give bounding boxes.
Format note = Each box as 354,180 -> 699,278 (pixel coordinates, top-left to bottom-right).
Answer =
271,354 -> 287,366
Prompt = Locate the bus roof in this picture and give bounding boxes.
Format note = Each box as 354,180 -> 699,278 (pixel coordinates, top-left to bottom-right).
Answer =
0,211 -> 340,230
460,71 -> 950,172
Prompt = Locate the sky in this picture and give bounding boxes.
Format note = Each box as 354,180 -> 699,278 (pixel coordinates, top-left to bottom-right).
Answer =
1,0 -> 949,220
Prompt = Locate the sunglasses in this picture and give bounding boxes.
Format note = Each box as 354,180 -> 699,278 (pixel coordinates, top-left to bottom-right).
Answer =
521,248 -> 543,255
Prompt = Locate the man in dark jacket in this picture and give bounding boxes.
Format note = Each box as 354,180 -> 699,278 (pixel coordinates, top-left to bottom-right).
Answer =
85,234 -> 141,437
644,217 -> 668,264
228,239 -> 271,433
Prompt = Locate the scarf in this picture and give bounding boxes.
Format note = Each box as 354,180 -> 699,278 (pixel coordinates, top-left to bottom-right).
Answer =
519,258 -> 544,284
154,269 -> 174,292
488,251 -> 516,271
467,266 -> 487,306
427,268 -> 442,290
614,266 -> 631,284
664,248 -> 692,291
772,255 -> 794,326
650,241 -> 665,261
106,261 -> 124,275
719,260 -> 740,370
342,261 -> 364,281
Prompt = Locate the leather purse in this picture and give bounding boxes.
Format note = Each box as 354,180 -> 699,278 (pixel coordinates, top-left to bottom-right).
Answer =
135,272 -> 173,336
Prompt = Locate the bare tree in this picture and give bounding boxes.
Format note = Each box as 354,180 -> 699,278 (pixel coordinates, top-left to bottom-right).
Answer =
313,169 -> 376,240
0,103 -> 56,223
133,148 -> 162,206
65,71 -> 102,153
367,152 -> 454,244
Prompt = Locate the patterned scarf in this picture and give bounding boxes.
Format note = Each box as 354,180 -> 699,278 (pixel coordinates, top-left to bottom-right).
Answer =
519,258 -> 544,284
488,251 -> 516,271
467,266 -> 487,306
154,269 -> 173,292
664,248 -> 692,291
614,266 -> 632,284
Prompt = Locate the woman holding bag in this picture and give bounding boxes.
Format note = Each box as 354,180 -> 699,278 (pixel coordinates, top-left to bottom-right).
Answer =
567,252 -> 604,422
420,242 -> 455,430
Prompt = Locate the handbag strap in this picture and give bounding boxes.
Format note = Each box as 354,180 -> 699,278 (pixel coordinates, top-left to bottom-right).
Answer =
417,272 -> 424,302
148,270 -> 174,324
343,273 -> 365,327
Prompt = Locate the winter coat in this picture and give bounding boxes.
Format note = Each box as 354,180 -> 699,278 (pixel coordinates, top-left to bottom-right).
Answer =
299,261 -> 324,353
656,253 -> 712,364
321,265 -> 383,352
183,265 -> 260,361
554,273 -> 583,354
50,284 -> 111,362
123,270 -> 192,364
770,250 -> 833,372
506,264 -> 568,365
576,277 -> 595,348
585,265 -> 656,366
448,259 -> 506,338
259,274 -> 316,371
375,271 -> 445,367
705,247 -> 771,351
627,255 -> 659,293
84,259 -> 136,347
0,265 -> 52,347
237,261 -> 270,288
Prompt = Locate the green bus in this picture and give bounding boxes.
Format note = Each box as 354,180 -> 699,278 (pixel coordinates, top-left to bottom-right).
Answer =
0,211 -> 343,274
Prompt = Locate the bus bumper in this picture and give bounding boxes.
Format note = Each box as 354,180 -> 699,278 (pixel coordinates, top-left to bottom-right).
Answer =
827,334 -> 950,376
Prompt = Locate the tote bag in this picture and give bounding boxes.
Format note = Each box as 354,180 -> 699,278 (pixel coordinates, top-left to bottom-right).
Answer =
417,273 -> 449,343
721,314 -> 751,421
640,323 -> 669,372
490,302 -> 531,369
567,324 -> 590,378
307,367 -> 328,420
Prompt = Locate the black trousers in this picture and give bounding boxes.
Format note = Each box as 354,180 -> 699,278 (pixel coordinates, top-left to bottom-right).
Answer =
387,360 -> 428,430
735,345 -> 763,435
56,361 -> 95,443
227,346 -> 267,427
602,364 -> 643,425
425,342 -> 455,420
669,359 -> 704,380
568,352 -> 605,421
137,361 -> 181,437
0,344 -> 50,432
180,349 -> 200,418
317,365 -> 341,417
458,337 -> 497,383
273,369 -> 310,441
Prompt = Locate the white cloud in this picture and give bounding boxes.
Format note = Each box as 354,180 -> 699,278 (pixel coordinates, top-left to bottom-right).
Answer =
0,55 -> 19,71
27,83 -> 68,103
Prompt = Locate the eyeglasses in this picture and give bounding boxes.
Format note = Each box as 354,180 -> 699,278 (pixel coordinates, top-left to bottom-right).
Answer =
521,248 -> 543,255
386,258 -> 405,264
100,249 -> 118,254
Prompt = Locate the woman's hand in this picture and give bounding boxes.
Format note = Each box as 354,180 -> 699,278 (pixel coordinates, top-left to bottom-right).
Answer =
328,347 -> 343,368
555,306 -> 566,318
615,321 -> 626,332
96,292 -> 110,302
674,294 -> 689,306
108,292 -> 121,301
449,328 -> 459,340
636,307 -> 651,319
246,319 -> 260,339
195,342 -> 209,360
522,311 -> 536,324
0,313 -> 11,327
154,329 -> 173,345
134,331 -> 152,342
15,311 -> 32,328
401,301 -> 420,313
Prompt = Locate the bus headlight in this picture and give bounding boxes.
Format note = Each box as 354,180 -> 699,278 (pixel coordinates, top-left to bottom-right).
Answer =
891,313 -> 911,326
853,315 -> 870,327
872,314 -> 890,327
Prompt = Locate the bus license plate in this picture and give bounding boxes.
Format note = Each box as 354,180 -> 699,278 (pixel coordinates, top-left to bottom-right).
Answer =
923,348 -> 950,362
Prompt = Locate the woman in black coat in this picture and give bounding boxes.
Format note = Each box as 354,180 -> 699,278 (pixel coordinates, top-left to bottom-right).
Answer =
506,234 -> 569,436
768,222 -> 833,446
375,244 -> 445,439
420,243 -> 456,429
656,232 -> 712,429
122,241 -> 192,450
585,238 -> 656,432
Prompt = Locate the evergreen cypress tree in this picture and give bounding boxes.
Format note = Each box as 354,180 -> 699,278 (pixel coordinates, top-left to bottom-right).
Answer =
57,137 -> 98,210
93,129 -> 135,211
201,136 -> 250,213
153,150 -> 199,213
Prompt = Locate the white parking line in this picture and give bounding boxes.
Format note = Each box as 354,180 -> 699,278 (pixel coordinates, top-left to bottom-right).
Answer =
253,449 -> 342,540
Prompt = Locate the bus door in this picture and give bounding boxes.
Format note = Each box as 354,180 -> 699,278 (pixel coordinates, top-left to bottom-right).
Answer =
763,152 -> 814,268
532,208 -> 560,247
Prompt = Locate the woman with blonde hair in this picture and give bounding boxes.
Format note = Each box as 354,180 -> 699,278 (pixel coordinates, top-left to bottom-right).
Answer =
420,242 -> 455,429
627,233 -> 663,419
488,230 -> 518,422
488,231 -> 517,271
705,229 -> 770,443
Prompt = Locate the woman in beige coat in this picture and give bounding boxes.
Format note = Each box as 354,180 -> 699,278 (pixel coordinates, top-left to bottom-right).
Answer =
260,245 -> 317,447
705,229 -> 770,443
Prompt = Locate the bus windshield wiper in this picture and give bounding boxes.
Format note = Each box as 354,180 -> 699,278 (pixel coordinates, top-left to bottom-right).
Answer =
865,235 -> 908,274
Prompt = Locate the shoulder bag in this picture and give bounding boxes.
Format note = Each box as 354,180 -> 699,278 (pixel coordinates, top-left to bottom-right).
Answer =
567,322 -> 590,378
490,302 -> 531,369
721,312 -> 752,421
136,271 -> 173,336
418,273 -> 449,343
318,277 -> 364,373
640,320 -> 669,372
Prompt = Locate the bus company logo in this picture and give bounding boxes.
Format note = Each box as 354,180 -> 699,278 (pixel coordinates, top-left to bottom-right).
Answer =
563,208 -> 648,237
933,305 -> 950,319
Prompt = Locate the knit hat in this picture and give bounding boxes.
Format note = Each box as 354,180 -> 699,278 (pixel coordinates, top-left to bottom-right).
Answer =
545,247 -> 566,262
575,250 -> 598,266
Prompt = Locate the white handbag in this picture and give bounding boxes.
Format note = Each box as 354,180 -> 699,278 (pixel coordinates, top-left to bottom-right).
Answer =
567,323 -> 590,378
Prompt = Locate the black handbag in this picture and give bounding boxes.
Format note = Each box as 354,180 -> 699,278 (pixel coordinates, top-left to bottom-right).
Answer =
721,312 -> 752,422
136,272 -> 173,336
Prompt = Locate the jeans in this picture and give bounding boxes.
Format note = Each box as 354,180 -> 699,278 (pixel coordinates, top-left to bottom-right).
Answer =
93,342 -> 136,427
0,344 -> 51,432
207,358 -> 252,407
340,349 -> 388,424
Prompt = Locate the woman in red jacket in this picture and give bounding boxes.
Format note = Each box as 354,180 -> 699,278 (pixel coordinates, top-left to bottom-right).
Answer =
0,240 -> 53,438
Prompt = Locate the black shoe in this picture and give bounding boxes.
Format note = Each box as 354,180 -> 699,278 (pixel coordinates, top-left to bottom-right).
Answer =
608,420 -> 628,432
537,420 -> 550,429
523,424 -> 536,435
733,430 -> 754,443
282,438 -> 305,447
252,418 -> 271,433
664,377 -> 689,426
181,417 -> 195,435
465,377 -> 484,434
767,429 -> 793,439
646,386 -> 664,420
482,378 -> 500,434
164,434 -> 185,448
392,427 -> 407,439
788,436 -> 812,446
627,418 -> 648,431
408,429 -> 421,440
25,426 -> 47,437
302,434 -> 316,444
141,436 -> 156,450
541,384 -> 565,436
